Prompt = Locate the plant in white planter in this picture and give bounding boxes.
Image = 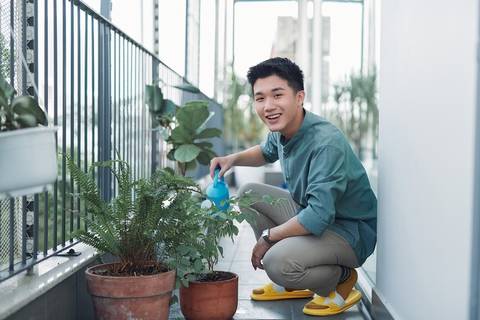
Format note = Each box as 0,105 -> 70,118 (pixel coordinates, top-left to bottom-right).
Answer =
0,74 -> 57,198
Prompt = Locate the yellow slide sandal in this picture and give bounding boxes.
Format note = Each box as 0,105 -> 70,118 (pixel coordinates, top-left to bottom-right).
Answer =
303,289 -> 362,316
250,283 -> 314,301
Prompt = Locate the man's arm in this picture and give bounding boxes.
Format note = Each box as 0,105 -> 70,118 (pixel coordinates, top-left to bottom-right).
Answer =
269,216 -> 309,241
251,216 -> 309,270
209,145 -> 266,177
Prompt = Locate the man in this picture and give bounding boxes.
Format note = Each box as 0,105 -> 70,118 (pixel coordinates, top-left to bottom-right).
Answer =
209,57 -> 377,316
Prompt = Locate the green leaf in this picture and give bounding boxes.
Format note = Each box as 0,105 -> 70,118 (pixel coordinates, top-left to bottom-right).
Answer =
185,160 -> 197,171
11,96 -> 47,125
195,111 -> 215,134
196,128 -> 222,139
170,126 -> 192,144
0,73 -> 15,101
195,141 -> 213,149
167,149 -> 176,161
172,83 -> 200,93
163,99 -> 177,116
196,151 -> 211,166
176,101 -> 209,132
15,114 -> 37,128
145,85 -> 163,114
194,259 -> 204,273
174,144 -> 201,163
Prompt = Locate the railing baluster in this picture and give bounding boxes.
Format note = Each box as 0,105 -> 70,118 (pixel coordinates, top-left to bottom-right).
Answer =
61,0 -> 67,247
69,0 -> 74,241
76,3 -> 81,231
43,0 -> 49,257
53,0 -> 58,251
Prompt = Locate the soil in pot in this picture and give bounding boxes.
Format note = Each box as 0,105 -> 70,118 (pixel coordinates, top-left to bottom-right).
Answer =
86,262 -> 175,320
180,271 -> 238,320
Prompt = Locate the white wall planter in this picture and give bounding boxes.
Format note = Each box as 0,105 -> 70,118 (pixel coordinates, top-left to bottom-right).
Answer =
0,127 -> 58,198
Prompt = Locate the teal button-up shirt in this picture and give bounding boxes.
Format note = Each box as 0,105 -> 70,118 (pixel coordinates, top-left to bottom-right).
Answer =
260,110 -> 377,265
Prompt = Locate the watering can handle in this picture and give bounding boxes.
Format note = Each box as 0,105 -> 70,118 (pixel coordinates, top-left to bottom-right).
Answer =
213,166 -> 222,187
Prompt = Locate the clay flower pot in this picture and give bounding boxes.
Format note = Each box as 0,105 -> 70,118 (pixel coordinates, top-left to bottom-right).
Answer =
86,263 -> 175,320
179,271 -> 238,320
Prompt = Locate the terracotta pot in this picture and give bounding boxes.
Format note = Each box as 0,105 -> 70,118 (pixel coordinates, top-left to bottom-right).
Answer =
86,263 -> 175,320
179,271 -> 238,320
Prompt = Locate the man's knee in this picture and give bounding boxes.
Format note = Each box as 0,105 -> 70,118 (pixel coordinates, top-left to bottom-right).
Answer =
263,251 -> 305,286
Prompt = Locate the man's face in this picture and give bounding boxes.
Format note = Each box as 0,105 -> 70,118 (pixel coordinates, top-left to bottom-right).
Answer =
253,75 -> 305,136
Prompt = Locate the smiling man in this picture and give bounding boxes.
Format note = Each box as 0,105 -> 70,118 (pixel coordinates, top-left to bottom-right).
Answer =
209,57 -> 377,316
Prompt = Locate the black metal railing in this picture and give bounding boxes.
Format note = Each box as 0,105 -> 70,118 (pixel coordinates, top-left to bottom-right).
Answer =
0,0 -> 223,282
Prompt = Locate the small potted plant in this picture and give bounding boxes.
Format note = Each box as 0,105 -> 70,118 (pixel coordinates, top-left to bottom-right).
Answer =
145,82 -> 221,176
67,157 -> 208,320
0,73 -> 56,198
179,190 -> 276,320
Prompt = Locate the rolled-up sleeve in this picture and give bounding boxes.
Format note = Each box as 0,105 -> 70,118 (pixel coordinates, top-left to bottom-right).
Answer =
260,133 -> 279,163
297,145 -> 347,236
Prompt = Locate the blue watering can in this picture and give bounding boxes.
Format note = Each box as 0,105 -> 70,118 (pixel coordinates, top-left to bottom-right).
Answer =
206,167 -> 230,211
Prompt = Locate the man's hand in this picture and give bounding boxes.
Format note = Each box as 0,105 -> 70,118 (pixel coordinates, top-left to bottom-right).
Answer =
251,238 -> 273,270
209,155 -> 235,178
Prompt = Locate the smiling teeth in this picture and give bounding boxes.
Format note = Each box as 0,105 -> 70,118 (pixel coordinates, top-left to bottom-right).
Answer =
267,114 -> 281,119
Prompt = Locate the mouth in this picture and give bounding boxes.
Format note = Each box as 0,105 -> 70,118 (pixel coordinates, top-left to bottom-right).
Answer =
265,113 -> 282,121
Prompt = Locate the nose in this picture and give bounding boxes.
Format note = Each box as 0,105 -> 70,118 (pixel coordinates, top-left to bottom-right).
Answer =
264,97 -> 275,112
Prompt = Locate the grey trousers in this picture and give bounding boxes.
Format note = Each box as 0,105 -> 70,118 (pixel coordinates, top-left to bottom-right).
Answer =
238,182 -> 360,296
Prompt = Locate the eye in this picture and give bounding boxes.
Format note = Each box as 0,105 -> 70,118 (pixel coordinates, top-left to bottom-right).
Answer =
255,97 -> 264,102
274,94 -> 282,98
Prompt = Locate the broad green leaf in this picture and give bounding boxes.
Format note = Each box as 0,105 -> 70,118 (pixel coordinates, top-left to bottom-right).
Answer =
176,101 -> 209,132
195,111 -> 215,134
195,141 -> 213,149
185,159 -> 197,171
12,96 -> 47,125
15,114 -> 37,128
196,128 -> 222,139
197,151 -> 211,166
145,85 -> 163,113
172,83 -> 200,93
167,149 -> 176,161
174,144 -> 201,163
170,126 -> 192,144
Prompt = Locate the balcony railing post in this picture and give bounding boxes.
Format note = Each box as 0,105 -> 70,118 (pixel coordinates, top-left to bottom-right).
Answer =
151,59 -> 159,173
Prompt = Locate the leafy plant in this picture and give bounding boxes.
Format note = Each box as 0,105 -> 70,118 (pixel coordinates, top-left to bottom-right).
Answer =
224,66 -> 265,153
329,70 -> 378,160
66,154 -> 207,282
145,82 -> 221,176
0,73 -> 47,131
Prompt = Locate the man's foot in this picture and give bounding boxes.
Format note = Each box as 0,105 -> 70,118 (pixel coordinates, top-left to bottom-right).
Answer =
302,268 -> 361,316
302,290 -> 362,316
250,283 -> 314,301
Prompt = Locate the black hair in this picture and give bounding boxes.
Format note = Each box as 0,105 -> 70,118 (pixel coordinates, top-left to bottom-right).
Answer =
246,57 -> 304,92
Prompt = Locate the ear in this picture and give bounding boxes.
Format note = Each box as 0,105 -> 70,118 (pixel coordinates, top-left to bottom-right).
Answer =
296,90 -> 305,108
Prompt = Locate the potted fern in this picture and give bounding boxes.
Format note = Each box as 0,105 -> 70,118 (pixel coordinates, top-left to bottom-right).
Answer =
67,157 -> 209,320
0,73 -> 56,198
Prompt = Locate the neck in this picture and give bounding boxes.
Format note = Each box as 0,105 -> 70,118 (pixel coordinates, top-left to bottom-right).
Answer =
282,108 -> 305,140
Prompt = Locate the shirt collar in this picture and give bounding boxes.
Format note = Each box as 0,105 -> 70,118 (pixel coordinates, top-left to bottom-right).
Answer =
280,109 -> 316,154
